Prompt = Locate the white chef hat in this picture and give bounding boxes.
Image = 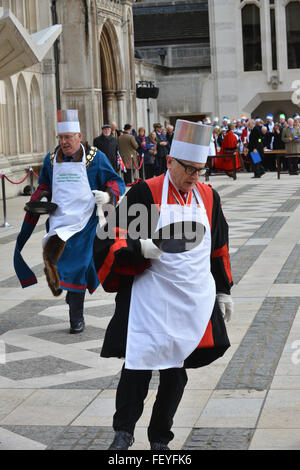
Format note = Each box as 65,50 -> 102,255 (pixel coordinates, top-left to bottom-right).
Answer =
57,110 -> 80,134
169,119 -> 213,164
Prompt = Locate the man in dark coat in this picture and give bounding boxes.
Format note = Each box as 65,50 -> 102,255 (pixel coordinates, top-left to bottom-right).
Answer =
282,118 -> 300,175
15,111 -> 125,335
154,123 -> 170,175
261,126 -> 276,171
247,120 -> 266,178
93,120 -> 232,451
93,125 -> 119,172
166,124 -> 174,146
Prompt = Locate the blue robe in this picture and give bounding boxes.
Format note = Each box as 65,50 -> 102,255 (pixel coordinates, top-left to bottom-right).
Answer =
14,145 -> 125,294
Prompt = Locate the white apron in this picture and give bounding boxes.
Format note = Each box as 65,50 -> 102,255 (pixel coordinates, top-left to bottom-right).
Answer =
125,171 -> 216,370
43,145 -> 95,248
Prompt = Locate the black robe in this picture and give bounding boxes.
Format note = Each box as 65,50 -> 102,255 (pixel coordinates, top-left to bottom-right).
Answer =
93,175 -> 232,368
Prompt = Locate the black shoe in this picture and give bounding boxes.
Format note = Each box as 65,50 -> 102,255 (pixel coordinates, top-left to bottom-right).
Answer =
108,431 -> 134,450
150,442 -> 170,450
70,320 -> 85,334
251,175 -> 261,178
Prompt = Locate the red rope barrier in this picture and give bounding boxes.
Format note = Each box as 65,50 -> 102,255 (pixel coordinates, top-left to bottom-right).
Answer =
2,168 -> 39,185
4,170 -> 31,185
131,155 -> 144,170
31,170 -> 39,178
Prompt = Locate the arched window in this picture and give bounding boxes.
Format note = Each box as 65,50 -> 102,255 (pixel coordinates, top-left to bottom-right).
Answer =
25,0 -> 38,33
30,77 -> 43,153
3,79 -> 17,156
241,4 -> 262,71
286,1 -> 300,69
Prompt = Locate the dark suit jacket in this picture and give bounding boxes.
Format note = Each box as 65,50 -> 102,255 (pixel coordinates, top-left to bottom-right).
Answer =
93,134 -> 119,171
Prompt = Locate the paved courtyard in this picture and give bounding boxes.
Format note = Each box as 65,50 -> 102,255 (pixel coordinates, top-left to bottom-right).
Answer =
1,171 -> 300,450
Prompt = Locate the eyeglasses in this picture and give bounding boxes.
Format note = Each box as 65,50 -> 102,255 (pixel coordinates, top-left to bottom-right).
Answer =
56,133 -> 79,141
174,159 -> 206,176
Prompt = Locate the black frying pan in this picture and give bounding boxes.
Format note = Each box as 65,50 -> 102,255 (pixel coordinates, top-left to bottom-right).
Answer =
25,201 -> 58,215
152,221 -> 205,253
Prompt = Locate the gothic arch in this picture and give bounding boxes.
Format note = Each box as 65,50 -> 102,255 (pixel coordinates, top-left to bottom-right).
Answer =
286,1 -> 300,69
3,78 -> 17,156
10,0 -> 25,25
25,0 -> 38,33
30,76 -> 43,153
16,74 -> 30,154
127,10 -> 135,91
241,2 -> 262,71
99,20 -> 123,124
100,20 -> 123,90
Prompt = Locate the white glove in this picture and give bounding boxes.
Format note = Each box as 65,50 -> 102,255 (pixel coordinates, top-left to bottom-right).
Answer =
217,293 -> 233,322
140,239 -> 162,259
95,222 -> 102,239
92,190 -> 110,206
92,190 -> 110,227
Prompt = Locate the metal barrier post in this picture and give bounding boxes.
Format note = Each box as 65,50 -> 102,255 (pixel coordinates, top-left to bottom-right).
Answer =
142,154 -> 145,180
130,156 -> 134,183
1,174 -> 11,228
233,153 -> 237,180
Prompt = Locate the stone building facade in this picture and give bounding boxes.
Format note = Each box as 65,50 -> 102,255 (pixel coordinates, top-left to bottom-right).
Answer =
1,0 -> 300,197
134,0 -> 300,129
134,0 -> 212,129
209,0 -> 300,121
0,0 -> 137,196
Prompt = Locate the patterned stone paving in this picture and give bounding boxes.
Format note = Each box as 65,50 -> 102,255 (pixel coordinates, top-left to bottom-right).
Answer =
2,175 -> 300,450
275,245 -> 300,284
0,225 -> 44,245
230,245 -> 266,284
0,356 -> 88,380
183,427 -> 255,450
0,263 -> 44,288
216,297 -> 300,390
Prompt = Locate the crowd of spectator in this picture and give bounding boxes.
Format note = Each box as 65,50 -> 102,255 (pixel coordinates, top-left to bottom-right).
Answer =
205,113 -> 300,177
92,112 -> 300,183
93,122 -> 174,184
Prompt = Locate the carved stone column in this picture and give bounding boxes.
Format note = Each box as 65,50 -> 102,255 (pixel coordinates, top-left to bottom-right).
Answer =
102,90 -> 115,125
0,81 -> 5,158
116,90 -> 126,128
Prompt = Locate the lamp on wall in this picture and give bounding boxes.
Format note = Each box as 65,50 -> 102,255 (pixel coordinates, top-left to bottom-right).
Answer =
270,75 -> 279,89
136,80 -> 159,99
136,80 -> 159,132
158,48 -> 167,66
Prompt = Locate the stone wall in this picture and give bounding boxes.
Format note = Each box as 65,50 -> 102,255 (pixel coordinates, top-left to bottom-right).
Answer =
0,0 -> 138,198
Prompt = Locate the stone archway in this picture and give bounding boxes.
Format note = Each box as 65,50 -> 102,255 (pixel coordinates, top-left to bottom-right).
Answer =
16,74 -> 30,154
30,76 -> 44,153
99,21 -> 124,127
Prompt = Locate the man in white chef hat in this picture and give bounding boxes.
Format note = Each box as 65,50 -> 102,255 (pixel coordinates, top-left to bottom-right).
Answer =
16,109 -> 125,335
94,119 -> 234,450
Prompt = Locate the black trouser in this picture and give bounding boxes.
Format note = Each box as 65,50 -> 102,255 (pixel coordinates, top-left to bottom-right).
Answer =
123,170 -> 132,185
253,161 -> 265,177
145,164 -> 155,180
288,157 -> 299,174
113,365 -> 188,444
158,156 -> 167,175
66,291 -> 85,325
279,155 -> 288,170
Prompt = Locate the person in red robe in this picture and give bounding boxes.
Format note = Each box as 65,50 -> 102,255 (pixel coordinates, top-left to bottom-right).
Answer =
214,123 -> 242,176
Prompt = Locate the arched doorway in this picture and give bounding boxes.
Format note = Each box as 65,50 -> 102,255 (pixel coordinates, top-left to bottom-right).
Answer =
99,22 -> 123,127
